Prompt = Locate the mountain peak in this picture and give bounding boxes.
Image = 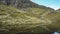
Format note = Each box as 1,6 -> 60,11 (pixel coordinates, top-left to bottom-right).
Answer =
0,0 -> 53,9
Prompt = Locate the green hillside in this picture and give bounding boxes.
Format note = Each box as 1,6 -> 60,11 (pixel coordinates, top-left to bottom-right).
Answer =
45,9 -> 60,32
20,8 -> 54,18
0,4 -> 53,34
0,0 -> 60,34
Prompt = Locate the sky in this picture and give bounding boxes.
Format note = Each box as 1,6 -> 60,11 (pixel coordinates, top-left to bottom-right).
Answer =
53,32 -> 59,34
31,0 -> 60,10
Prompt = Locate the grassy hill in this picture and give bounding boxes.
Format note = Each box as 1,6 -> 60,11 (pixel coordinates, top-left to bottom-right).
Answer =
0,4 -> 53,34
0,0 -> 60,34
45,9 -> 60,32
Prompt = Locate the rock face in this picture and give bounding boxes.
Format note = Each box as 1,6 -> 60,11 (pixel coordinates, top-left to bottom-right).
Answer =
0,0 -> 37,8
0,0 -> 52,9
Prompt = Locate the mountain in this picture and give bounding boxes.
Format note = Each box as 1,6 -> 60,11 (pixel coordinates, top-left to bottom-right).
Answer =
0,0 -> 55,18
0,0 -> 60,34
0,4 -> 53,34
0,0 -> 54,9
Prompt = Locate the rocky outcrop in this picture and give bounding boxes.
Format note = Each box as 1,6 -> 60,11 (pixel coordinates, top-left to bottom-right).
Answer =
0,0 -> 53,9
0,0 -> 36,8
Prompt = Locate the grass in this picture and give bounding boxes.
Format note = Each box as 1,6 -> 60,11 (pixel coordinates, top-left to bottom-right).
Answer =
0,3 -> 60,34
0,4 -> 50,34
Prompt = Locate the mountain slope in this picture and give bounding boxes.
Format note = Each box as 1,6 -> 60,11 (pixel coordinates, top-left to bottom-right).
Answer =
44,9 -> 60,32
0,0 -> 60,34
0,4 -> 53,34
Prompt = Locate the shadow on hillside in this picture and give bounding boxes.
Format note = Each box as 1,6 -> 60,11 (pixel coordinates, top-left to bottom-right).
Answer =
16,32 -> 53,34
